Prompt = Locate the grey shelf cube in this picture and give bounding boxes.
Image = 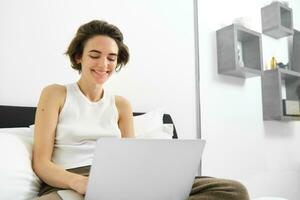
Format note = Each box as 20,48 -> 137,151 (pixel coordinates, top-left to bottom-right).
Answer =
216,24 -> 263,78
261,1 -> 294,39
261,68 -> 300,120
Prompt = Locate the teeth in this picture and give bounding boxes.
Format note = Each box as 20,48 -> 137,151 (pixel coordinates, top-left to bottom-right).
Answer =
93,70 -> 106,74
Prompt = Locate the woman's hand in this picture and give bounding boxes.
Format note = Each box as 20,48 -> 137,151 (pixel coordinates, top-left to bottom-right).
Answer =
69,175 -> 89,195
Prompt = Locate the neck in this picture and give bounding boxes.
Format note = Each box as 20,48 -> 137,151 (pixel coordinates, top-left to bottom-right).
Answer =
77,78 -> 104,102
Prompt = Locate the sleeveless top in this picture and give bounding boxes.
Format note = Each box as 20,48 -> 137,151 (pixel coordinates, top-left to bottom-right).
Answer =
51,82 -> 121,169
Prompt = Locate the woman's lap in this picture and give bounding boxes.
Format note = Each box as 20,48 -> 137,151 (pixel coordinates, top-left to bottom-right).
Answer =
37,166 -> 249,200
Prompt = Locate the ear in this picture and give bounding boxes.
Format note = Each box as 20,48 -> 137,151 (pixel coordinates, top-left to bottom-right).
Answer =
75,54 -> 82,64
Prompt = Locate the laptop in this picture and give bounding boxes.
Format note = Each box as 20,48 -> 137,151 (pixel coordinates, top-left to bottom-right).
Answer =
58,138 -> 205,200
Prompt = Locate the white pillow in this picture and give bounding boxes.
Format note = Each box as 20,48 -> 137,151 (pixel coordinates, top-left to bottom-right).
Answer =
0,128 -> 41,200
133,109 -> 174,139
135,124 -> 174,139
29,124 -> 35,134
134,109 -> 165,136
0,127 -> 32,134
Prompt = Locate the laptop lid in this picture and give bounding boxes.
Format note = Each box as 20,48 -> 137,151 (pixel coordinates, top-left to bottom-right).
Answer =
85,138 -> 205,200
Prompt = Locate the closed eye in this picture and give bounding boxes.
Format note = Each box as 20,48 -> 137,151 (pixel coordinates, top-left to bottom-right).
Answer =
89,55 -> 100,59
108,57 -> 116,62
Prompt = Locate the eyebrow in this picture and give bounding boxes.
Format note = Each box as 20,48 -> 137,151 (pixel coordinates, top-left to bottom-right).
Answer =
88,50 -> 118,56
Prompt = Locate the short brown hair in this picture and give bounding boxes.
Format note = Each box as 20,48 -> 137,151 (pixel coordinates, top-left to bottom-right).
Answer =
65,20 -> 129,72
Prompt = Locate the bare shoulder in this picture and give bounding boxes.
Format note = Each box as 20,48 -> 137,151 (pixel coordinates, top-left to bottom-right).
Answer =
38,84 -> 66,111
115,95 -> 131,107
115,95 -> 134,137
115,95 -> 132,113
42,84 -> 66,95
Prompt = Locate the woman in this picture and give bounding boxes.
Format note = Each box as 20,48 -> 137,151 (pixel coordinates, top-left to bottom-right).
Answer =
33,20 -> 249,200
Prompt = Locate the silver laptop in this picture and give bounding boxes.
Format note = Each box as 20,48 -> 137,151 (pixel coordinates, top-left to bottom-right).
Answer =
83,138 -> 205,200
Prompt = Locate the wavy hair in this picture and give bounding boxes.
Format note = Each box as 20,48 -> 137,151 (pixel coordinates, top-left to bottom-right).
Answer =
65,20 -> 129,73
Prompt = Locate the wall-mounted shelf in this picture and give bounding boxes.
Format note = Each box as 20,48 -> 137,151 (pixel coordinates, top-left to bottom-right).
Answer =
261,1 -> 294,39
216,24 -> 263,78
262,68 -> 300,120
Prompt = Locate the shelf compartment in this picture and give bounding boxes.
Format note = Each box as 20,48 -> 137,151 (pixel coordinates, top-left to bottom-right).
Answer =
216,24 -> 263,78
261,1 -> 294,39
262,68 -> 300,120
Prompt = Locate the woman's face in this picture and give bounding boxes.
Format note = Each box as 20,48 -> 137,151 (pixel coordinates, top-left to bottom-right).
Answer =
77,35 -> 119,85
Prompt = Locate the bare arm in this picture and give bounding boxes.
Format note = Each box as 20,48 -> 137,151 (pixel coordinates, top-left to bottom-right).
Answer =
115,96 -> 135,138
32,84 -> 87,194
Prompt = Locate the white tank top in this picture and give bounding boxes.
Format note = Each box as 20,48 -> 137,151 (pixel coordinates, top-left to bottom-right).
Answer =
52,82 -> 121,169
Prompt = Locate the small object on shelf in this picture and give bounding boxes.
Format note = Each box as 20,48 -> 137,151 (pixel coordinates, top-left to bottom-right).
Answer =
277,62 -> 288,69
261,1 -> 293,39
282,99 -> 300,116
280,0 -> 289,6
271,57 -> 277,69
237,41 -> 245,67
233,16 -> 255,30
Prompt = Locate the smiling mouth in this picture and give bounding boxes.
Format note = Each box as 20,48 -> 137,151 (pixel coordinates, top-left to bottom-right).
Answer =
91,69 -> 109,75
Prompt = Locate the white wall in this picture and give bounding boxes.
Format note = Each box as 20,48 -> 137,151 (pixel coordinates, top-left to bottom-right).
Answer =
198,0 -> 300,199
0,0 -> 197,139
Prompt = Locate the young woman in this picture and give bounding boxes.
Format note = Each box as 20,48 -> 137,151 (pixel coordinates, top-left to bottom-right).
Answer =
33,20 -> 249,200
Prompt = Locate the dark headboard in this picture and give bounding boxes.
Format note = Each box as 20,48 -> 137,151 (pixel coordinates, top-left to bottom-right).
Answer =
0,105 -> 178,139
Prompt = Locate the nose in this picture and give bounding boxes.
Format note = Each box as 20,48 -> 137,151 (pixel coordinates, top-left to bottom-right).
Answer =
97,57 -> 108,69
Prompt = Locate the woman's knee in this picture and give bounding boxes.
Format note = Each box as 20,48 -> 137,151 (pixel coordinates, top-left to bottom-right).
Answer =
225,179 -> 249,200
190,177 -> 250,200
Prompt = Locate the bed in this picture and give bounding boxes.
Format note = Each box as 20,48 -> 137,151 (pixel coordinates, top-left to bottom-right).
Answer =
0,104 -> 178,200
